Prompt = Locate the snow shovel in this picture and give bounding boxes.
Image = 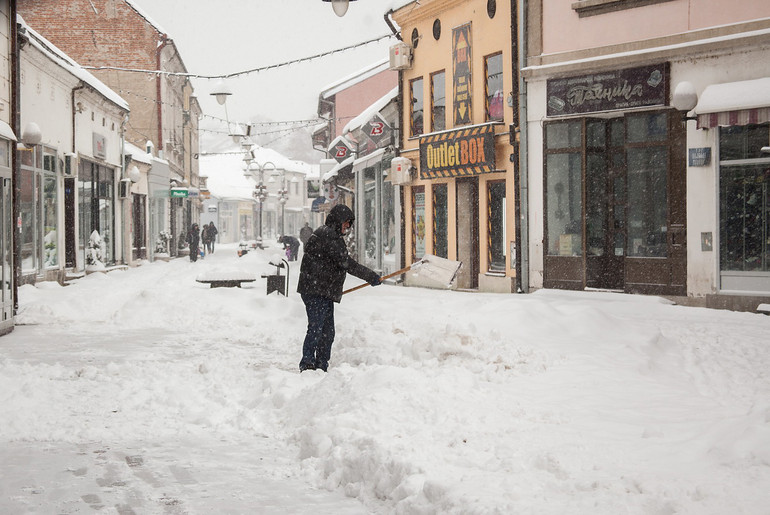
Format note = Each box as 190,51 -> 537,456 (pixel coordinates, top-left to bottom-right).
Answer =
343,254 -> 462,295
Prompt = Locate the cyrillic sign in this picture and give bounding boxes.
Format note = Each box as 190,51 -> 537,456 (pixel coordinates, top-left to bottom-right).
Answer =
546,63 -> 669,117
419,124 -> 496,179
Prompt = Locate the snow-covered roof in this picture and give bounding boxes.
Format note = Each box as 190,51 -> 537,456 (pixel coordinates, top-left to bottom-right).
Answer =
320,58 -> 390,99
124,142 -> 153,165
695,77 -> 770,114
200,145 -> 315,200
343,86 -> 399,135
124,0 -> 168,37
19,16 -> 129,112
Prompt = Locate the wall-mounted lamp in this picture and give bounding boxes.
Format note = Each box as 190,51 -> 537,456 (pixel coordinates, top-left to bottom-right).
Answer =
21,122 -> 42,146
128,165 -> 141,183
75,101 -> 85,113
322,0 -> 357,17
672,81 -> 698,122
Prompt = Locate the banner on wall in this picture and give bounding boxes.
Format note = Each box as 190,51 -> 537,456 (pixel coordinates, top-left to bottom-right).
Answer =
453,23 -> 472,126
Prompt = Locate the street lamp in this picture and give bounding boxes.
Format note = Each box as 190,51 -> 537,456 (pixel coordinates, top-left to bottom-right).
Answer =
322,0 -> 357,17
243,160 -> 276,244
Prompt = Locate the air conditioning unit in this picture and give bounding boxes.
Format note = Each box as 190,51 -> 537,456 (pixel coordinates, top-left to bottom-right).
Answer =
118,179 -> 132,199
389,42 -> 412,71
389,157 -> 412,185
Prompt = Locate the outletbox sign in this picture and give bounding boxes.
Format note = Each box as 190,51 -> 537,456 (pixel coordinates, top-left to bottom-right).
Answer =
418,124 -> 496,179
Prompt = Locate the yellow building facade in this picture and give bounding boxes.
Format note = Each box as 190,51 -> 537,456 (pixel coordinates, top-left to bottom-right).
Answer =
393,0 -> 517,292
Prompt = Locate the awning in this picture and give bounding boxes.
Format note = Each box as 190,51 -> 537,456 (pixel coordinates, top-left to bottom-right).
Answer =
0,121 -> 17,142
695,77 -> 770,129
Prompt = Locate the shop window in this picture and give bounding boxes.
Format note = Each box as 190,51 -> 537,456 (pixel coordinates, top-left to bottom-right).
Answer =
546,152 -> 583,256
627,147 -> 667,257
363,165 -> 378,266
488,180 -> 506,272
545,121 -> 583,256
431,71 -> 446,132
484,53 -> 504,122
410,77 -> 424,137
626,112 -> 668,258
719,124 -> 770,272
433,183 -> 448,258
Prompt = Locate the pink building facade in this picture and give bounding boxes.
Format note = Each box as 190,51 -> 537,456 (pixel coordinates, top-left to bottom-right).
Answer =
522,0 -> 770,310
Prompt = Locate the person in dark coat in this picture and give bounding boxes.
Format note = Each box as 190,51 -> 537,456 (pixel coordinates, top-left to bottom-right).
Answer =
299,222 -> 313,247
279,235 -> 300,261
296,204 -> 381,372
187,223 -> 200,262
206,222 -> 218,253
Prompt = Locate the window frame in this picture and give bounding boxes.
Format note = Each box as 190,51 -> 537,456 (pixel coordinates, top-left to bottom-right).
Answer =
409,77 -> 424,138
484,52 -> 504,123
430,70 -> 446,133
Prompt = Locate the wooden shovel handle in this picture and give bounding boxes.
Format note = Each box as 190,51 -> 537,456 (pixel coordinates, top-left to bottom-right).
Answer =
342,266 -> 412,295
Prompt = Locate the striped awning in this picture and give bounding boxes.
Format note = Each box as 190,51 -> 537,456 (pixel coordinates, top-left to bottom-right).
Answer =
695,77 -> 770,129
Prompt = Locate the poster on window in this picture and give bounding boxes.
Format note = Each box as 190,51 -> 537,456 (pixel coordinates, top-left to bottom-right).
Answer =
453,23 -> 472,126
413,189 -> 426,259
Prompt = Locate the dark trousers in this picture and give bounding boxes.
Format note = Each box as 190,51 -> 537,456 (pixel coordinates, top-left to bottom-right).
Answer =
300,294 -> 335,371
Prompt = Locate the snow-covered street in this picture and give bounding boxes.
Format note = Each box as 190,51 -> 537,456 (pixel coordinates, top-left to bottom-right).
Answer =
2,243 -> 770,514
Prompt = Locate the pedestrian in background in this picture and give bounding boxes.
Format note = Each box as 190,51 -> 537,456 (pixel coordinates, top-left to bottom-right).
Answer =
206,222 -> 218,254
296,204 -> 381,372
187,223 -> 200,262
279,235 -> 300,261
299,222 -> 313,249
200,224 -> 210,257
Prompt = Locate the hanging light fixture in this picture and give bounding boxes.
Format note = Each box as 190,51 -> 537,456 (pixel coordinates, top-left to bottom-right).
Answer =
322,0 -> 357,17
210,80 -> 232,105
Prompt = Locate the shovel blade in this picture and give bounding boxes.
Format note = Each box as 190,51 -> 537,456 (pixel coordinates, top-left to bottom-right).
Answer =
405,254 -> 462,290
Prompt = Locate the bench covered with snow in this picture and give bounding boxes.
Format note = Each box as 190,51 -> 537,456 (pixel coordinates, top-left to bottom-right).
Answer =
196,272 -> 257,288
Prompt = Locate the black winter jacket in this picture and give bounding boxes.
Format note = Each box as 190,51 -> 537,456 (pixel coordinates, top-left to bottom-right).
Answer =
297,204 -> 379,303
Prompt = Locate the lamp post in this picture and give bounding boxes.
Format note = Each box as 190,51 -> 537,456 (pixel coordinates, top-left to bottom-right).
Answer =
243,160 -> 275,245
268,170 -> 300,238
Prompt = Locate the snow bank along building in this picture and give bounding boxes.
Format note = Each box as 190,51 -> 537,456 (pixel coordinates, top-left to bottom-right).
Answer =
522,1 -> 770,310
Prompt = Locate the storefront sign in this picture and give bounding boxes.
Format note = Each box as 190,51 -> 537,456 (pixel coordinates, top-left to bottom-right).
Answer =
688,147 -> 711,167
170,188 -> 188,198
546,63 -> 668,117
419,124 -> 496,179
329,136 -> 354,164
453,23 -> 472,126
93,133 -> 106,159
365,113 -> 392,147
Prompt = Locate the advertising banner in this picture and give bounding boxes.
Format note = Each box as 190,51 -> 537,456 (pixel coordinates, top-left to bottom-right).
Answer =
419,124 -> 496,179
453,23 -> 472,126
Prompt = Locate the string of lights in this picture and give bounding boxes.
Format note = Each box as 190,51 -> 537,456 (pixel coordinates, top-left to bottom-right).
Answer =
83,33 -> 394,79
116,87 -> 351,132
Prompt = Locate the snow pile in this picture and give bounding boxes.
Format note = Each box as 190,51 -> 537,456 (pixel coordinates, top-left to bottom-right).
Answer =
3,243 -> 770,513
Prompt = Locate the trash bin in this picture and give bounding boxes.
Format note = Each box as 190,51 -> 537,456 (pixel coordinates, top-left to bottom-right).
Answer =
262,256 -> 289,296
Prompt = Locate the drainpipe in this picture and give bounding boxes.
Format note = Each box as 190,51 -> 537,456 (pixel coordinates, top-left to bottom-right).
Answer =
384,9 -> 402,41
12,8 -> 21,314
71,84 -> 84,152
515,0 -> 530,293
156,34 -> 171,253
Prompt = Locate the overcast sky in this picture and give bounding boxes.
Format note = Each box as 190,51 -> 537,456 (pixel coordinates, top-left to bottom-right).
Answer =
135,1 -> 402,132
